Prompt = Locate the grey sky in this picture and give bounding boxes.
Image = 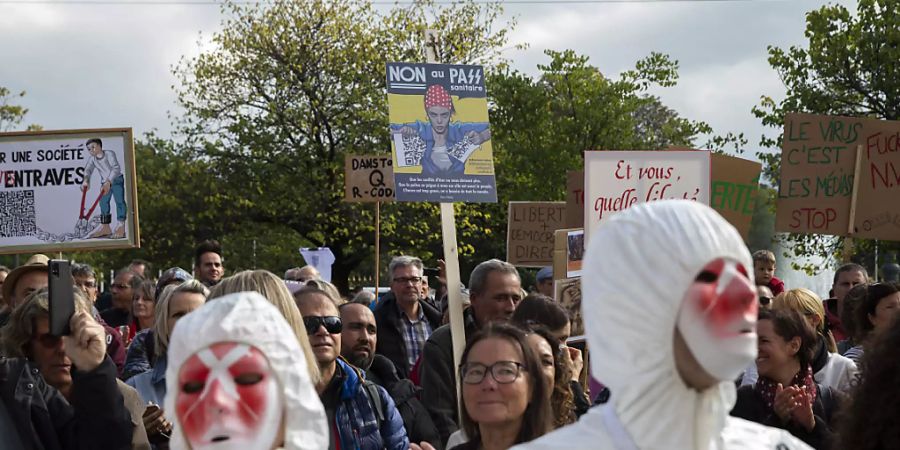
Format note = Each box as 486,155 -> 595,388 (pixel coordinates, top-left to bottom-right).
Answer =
0,0 -> 854,157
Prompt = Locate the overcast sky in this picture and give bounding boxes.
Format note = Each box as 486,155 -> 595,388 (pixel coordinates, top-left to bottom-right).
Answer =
0,0 -> 854,157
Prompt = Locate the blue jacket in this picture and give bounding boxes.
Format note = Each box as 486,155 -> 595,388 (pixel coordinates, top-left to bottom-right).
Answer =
122,329 -> 154,380
125,354 -> 166,407
390,121 -> 489,175
333,358 -> 409,450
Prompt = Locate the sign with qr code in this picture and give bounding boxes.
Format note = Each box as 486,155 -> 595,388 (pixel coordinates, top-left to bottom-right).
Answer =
386,62 -> 497,202
0,128 -> 139,254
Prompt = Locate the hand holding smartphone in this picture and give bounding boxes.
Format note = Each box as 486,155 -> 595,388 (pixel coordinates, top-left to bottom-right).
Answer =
48,260 -> 75,337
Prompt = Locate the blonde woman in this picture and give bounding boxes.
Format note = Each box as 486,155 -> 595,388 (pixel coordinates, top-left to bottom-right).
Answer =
209,269 -> 320,383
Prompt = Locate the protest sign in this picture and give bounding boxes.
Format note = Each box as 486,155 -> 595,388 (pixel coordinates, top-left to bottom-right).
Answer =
554,277 -> 583,336
553,228 -> 584,279
344,155 -> 395,202
583,150 -> 710,241
386,62 -> 497,202
506,201 -> 565,267
299,247 -> 335,282
710,153 -> 761,241
0,128 -> 139,254
776,113 -> 862,236
565,170 -> 585,228
850,118 -> 900,240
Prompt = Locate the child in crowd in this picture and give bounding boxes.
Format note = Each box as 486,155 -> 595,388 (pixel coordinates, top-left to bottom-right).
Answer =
753,250 -> 785,296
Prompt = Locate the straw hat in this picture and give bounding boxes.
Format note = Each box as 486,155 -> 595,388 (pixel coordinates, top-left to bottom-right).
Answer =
3,254 -> 50,304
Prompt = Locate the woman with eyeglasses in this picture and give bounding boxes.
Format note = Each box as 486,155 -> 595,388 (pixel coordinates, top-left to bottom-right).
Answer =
449,322 -> 552,450
731,308 -> 840,449
843,282 -> 900,365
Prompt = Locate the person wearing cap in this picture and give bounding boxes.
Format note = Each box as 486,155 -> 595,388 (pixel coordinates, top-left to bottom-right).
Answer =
392,84 -> 491,175
0,254 -> 51,327
535,266 -> 554,297
155,267 -> 193,299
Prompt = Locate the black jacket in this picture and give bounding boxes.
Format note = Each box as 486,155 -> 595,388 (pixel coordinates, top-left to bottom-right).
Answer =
420,308 -> 479,446
0,355 -> 134,450
731,383 -> 840,450
373,292 -> 443,379
367,354 -> 442,449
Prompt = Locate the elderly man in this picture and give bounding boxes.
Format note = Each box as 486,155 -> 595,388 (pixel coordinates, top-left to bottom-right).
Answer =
373,256 -> 442,380
0,254 -> 51,327
420,258 -> 523,444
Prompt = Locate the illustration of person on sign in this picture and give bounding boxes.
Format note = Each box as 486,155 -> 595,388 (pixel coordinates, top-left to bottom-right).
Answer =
81,138 -> 127,239
391,84 -> 491,175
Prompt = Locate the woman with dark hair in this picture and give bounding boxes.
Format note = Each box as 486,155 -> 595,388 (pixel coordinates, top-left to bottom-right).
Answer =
731,308 -> 840,449
837,311 -> 900,450
526,326 -> 577,428
844,282 -> 900,364
511,294 -> 591,417
448,322 -> 552,450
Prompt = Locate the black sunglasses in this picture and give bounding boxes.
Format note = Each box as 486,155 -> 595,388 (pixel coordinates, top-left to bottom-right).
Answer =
303,316 -> 342,335
759,296 -> 772,306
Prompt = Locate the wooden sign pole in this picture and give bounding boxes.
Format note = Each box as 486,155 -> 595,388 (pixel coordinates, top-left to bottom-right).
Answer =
425,29 -> 467,424
844,144 -> 864,262
375,201 -> 381,295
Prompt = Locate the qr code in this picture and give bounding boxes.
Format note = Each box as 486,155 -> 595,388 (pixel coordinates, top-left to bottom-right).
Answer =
0,190 -> 37,237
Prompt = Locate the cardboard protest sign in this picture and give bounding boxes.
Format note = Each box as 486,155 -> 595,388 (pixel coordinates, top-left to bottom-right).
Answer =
0,129 -> 139,254
851,118 -> 900,240
583,150 -> 711,241
777,113 -> 863,236
344,155 -> 395,202
506,201 -> 565,267
386,62 -> 497,202
554,277 -> 583,336
565,170 -> 585,228
710,153 -> 762,241
553,228 -> 584,279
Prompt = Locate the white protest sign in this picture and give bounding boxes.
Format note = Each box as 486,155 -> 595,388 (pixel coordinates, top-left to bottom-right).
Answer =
299,247 -> 335,282
0,128 -> 139,254
583,150 -> 710,241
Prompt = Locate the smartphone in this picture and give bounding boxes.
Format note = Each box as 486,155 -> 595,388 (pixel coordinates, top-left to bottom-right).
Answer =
48,259 -> 75,337
423,267 -> 440,277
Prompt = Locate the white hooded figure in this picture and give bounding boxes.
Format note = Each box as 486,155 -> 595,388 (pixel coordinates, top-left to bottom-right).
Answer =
165,291 -> 329,450
512,201 -> 812,450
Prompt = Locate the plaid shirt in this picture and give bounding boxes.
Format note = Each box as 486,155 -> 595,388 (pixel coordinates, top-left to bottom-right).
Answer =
398,303 -> 433,369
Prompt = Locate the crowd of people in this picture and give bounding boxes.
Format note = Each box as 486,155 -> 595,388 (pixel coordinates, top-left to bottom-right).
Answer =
0,201 -> 898,450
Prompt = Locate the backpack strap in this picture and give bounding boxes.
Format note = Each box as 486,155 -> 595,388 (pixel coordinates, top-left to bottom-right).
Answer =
364,381 -> 385,426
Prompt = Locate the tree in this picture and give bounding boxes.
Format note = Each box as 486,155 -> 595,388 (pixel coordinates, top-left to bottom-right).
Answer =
753,0 -> 900,272
0,86 -> 41,132
172,0 -> 515,292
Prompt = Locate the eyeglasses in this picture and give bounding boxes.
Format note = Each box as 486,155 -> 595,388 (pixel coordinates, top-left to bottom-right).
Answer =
36,334 -> 63,349
460,361 -> 525,385
303,316 -> 342,335
393,276 -> 422,284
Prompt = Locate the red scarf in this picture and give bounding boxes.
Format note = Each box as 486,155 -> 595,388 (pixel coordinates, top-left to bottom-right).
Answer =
755,366 -> 816,410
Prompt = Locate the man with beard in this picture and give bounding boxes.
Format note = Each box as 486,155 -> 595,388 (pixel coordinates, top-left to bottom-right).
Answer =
341,301 -> 441,449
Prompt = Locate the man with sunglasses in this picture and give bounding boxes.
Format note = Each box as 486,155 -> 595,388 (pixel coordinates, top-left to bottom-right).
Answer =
295,287 -> 409,450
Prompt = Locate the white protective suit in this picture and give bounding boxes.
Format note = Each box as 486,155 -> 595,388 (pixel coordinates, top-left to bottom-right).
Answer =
165,292 -> 329,450
512,200 -> 812,450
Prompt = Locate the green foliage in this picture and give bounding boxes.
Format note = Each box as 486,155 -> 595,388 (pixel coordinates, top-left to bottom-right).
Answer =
0,87 -> 41,133
753,0 -> 900,273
